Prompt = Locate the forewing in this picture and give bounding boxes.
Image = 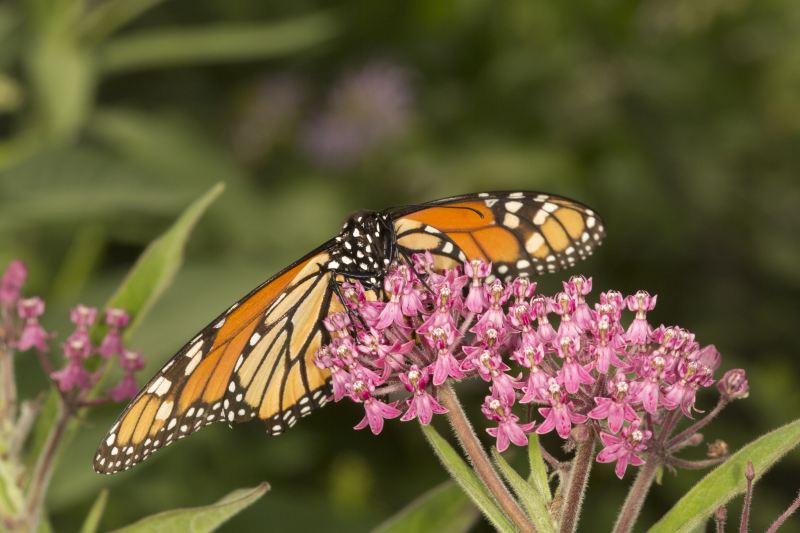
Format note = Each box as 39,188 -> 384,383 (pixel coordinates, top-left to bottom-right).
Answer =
391,191 -> 604,278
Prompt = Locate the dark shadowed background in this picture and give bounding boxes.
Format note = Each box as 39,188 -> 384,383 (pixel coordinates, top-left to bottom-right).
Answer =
1,1 -> 799,531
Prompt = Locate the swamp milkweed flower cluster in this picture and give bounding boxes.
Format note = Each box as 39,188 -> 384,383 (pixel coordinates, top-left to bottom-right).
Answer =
315,254 -> 749,479
1,260 -> 145,403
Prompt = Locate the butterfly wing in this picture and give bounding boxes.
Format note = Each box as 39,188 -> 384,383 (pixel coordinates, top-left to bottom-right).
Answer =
391,191 -> 604,277
94,246 -> 342,474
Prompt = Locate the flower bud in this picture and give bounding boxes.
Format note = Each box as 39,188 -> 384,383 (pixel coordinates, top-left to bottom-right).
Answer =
717,369 -> 749,400
707,439 -> 729,459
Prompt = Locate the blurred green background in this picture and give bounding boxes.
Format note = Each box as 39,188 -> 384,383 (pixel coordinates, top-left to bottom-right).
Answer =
2,0 -> 799,531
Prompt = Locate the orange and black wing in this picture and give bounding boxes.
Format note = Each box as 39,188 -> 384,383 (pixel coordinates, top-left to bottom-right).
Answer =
391,191 -> 604,278
94,246 -> 342,474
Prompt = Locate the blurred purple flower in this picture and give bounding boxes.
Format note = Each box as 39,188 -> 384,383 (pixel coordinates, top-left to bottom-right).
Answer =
304,61 -> 413,168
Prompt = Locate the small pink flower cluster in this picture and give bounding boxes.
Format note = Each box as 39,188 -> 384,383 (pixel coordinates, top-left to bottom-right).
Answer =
1,261 -> 144,401
315,255 -> 748,479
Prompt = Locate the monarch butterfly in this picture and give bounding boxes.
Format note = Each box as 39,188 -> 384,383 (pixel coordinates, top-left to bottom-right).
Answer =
94,191 -> 604,474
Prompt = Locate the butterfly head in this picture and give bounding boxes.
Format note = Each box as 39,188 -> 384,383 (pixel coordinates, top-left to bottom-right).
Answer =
328,211 -> 395,288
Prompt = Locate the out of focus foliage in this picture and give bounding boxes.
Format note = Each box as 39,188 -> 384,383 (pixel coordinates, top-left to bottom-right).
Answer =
1,0 -> 799,531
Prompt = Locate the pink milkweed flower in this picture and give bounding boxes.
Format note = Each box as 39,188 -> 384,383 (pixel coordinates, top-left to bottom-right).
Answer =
108,373 -> 139,401
461,347 -> 518,403
515,344 -> 551,403
376,273 -> 407,329
554,292 -> 582,341
16,297 -> 50,352
482,394 -> 535,452
70,304 -> 97,328
350,377 -> 401,435
475,279 -> 510,329
565,275 -> 593,329
536,377 -> 588,439
118,350 -> 145,373
531,296 -> 557,343
464,259 -> 491,313
98,329 -> 124,359
556,337 -> 594,394
63,337 -> 92,360
592,315 -> 625,374
324,312 -> 353,337
662,358 -> 708,416
400,366 -> 447,424
600,290 -> 625,315
397,266 -> 427,317
625,291 -> 657,344
0,260 -> 27,306
104,308 -> 130,329
589,377 -> 639,433
67,304 -> 98,346
51,359 -> 92,392
511,277 -> 536,301
633,355 -> 668,414
99,308 -> 131,358
426,325 -> 465,385
596,420 -> 651,479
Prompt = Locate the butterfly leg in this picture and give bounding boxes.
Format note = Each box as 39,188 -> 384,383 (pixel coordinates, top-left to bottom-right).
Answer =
398,249 -> 436,296
330,276 -> 370,332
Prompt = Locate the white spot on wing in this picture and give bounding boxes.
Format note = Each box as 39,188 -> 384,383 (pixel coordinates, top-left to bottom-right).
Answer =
156,401 -> 173,421
506,201 -> 523,213
525,233 -> 545,254
503,213 -> 520,229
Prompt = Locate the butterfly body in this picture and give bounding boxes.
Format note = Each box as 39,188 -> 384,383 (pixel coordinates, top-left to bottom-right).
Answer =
95,191 -> 604,474
326,211 -> 395,289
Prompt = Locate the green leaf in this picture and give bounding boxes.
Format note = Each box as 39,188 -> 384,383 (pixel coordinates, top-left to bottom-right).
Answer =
93,181 -> 225,340
79,489 -> 108,533
492,448 -> 556,533
420,424 -> 515,533
81,0 -> 166,43
527,433 -> 552,502
372,481 -> 478,533
111,483 -> 269,533
98,13 -> 338,74
647,419 -> 800,533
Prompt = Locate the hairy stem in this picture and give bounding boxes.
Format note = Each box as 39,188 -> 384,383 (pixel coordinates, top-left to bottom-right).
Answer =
24,403 -> 69,532
437,383 -> 535,533
0,341 -> 16,421
667,456 -> 726,470
613,455 -> 660,533
767,490 -> 800,533
559,430 -> 595,533
667,398 -> 727,449
739,461 -> 755,533
715,506 -> 727,533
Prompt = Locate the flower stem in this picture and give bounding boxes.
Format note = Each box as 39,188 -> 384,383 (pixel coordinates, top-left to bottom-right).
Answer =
612,454 -> 660,533
667,456 -> 726,470
558,430 -> 595,533
739,461 -> 755,533
766,489 -> 800,533
667,398 -> 727,449
24,402 -> 69,532
0,341 -> 16,421
437,383 -> 535,533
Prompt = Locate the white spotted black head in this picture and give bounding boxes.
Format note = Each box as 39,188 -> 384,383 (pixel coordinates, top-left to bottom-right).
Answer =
326,211 -> 395,288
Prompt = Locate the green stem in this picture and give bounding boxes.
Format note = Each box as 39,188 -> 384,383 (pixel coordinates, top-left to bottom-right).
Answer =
437,384 -> 535,533
24,403 -> 69,532
612,455 -> 660,533
558,430 -> 595,533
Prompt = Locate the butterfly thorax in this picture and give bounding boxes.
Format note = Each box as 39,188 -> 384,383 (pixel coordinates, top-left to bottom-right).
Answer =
327,211 -> 395,288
